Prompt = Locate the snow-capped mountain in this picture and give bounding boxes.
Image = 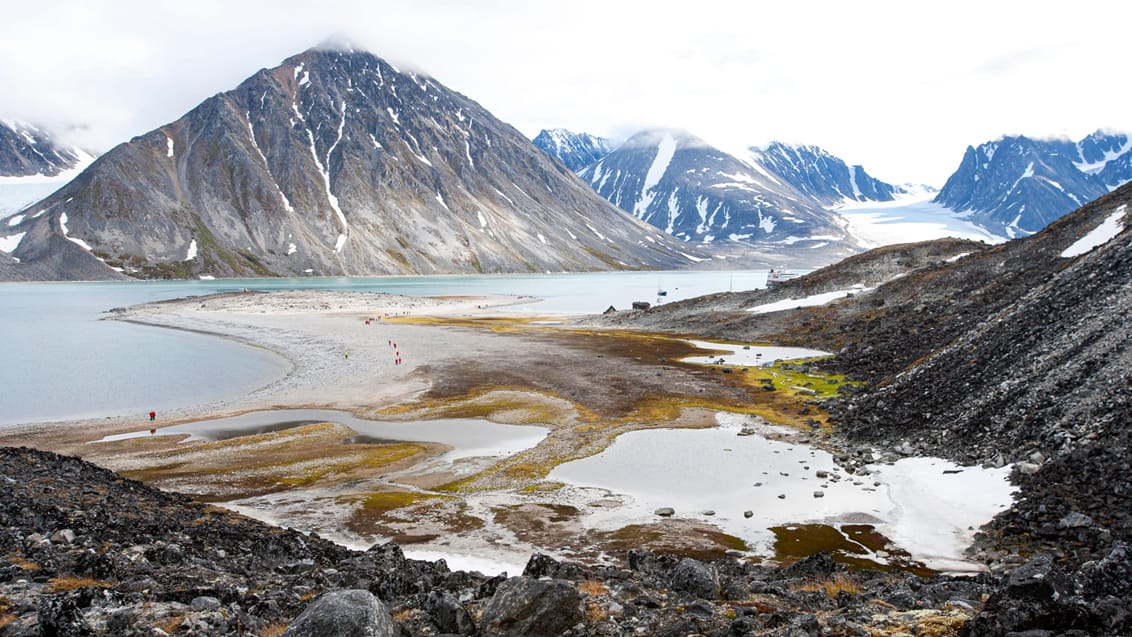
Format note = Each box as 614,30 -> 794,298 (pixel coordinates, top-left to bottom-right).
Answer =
748,142 -> 898,206
935,131 -> 1131,237
0,46 -> 697,281
0,121 -> 86,177
579,129 -> 847,246
0,121 -> 95,219
532,129 -> 616,173
573,129 -> 903,256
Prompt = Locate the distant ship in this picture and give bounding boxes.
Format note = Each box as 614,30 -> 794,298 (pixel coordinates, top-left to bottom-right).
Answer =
766,268 -> 800,287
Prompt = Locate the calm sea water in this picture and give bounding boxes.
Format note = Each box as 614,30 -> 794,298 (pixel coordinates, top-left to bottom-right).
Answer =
0,270 -> 769,427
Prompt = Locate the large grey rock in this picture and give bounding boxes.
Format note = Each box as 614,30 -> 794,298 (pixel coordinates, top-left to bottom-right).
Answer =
283,589 -> 396,637
670,558 -> 720,599
480,576 -> 583,637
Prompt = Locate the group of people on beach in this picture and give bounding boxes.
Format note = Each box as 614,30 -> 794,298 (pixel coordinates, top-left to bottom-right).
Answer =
363,316 -> 403,365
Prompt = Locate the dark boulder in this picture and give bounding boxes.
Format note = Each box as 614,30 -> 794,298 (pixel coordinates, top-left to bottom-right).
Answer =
784,551 -> 839,579
480,576 -> 583,637
670,558 -> 720,599
962,556 -> 1087,636
37,595 -> 91,637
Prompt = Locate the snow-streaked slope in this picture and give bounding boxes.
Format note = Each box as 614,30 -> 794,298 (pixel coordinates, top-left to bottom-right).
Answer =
1060,204 -> 1127,258
3,47 -> 699,280
0,120 -> 88,177
746,142 -> 898,206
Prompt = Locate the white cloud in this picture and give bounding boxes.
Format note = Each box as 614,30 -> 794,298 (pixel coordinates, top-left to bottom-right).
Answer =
1,0 -> 1129,187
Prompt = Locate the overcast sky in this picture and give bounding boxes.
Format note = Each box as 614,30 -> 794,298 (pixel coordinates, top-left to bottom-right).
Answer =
2,0 -> 1128,186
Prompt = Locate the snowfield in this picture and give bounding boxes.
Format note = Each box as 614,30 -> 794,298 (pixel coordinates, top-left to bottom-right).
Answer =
837,192 -> 1005,247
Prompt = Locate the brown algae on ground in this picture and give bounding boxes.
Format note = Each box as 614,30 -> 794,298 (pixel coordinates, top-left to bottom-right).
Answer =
594,522 -> 751,561
105,422 -> 435,501
345,490 -> 484,542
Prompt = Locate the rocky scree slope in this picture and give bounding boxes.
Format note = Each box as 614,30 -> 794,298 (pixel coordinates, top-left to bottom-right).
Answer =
2,47 -> 693,281
4,446 -> 1132,636
586,237 -> 987,342
831,187 -> 1132,568
595,182 -> 1132,573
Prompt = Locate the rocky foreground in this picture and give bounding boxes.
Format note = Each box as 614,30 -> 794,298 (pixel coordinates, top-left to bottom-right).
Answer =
2,446 -> 1130,636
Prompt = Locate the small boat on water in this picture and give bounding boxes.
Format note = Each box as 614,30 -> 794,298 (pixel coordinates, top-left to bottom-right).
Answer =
766,268 -> 800,287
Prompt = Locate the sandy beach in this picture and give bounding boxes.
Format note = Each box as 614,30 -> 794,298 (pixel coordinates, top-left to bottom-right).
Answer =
0,289 -> 1013,573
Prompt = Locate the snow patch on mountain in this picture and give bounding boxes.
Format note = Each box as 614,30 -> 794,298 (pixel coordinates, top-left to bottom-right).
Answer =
634,133 -> 677,217
1061,205 -> 1127,258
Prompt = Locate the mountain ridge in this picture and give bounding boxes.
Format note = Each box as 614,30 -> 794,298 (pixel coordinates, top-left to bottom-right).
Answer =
576,129 -> 860,252
934,130 -> 1131,237
0,47 -> 697,281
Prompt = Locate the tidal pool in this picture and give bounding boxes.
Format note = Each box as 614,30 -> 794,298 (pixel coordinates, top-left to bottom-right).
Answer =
549,413 -> 1016,572
99,408 -> 1014,573
98,408 -> 549,461
680,340 -> 831,366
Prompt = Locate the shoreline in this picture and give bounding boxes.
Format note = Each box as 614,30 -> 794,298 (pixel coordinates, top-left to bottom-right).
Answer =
0,288 -> 1013,574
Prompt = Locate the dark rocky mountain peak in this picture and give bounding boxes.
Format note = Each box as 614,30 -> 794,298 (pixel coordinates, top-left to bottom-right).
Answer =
935,131 -> 1131,238
749,141 -> 898,205
532,128 -> 616,172
0,46 -> 696,280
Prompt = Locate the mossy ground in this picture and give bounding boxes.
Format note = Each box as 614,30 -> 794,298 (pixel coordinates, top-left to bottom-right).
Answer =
771,523 -> 934,576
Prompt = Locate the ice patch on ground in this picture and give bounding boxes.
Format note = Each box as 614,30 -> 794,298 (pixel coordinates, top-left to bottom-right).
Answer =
746,288 -> 870,314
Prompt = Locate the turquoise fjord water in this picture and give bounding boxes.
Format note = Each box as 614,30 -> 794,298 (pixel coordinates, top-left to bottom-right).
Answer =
0,271 -> 770,427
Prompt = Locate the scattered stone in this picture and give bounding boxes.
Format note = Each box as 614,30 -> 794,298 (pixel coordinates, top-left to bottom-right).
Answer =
743,510 -> 754,518
1058,512 -> 1093,529
190,596 -> 221,612
654,507 -> 675,517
